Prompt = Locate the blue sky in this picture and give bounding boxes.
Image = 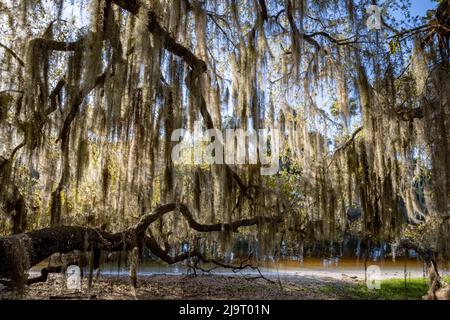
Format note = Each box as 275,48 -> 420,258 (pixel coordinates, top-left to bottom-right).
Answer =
410,0 -> 437,16
385,0 -> 438,29
60,1 -> 439,31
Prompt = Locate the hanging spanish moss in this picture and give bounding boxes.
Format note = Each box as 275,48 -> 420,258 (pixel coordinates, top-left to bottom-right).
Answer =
0,0 -> 449,299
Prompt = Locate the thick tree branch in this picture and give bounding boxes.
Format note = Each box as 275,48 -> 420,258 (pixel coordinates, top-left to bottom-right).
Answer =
46,78 -> 66,115
134,203 -> 283,237
0,203 -> 284,283
29,38 -> 79,52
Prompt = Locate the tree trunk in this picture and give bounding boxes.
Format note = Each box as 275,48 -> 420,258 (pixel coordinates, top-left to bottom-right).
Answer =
0,226 -> 133,287
399,239 -> 449,300
422,259 -> 450,300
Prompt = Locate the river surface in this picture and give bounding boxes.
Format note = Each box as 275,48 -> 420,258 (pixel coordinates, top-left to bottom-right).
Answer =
95,258 -> 450,281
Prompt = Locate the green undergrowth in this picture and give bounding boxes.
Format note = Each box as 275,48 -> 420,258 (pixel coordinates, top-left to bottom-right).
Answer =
322,276 -> 450,300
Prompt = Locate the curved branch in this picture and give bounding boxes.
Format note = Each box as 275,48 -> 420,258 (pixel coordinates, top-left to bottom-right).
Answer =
0,42 -> 25,67
304,31 -> 358,46
329,126 -> 363,166
285,0 -> 322,52
9,141 -> 25,161
395,106 -> 424,121
134,203 -> 283,237
27,266 -> 62,285
144,234 -> 198,264
56,73 -> 106,144
145,234 -> 275,283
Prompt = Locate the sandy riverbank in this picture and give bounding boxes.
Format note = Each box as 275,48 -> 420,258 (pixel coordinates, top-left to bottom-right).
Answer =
1,274 -> 357,300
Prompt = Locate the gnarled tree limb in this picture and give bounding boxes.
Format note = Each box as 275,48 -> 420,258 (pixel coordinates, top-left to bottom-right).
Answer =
0,203 -> 284,285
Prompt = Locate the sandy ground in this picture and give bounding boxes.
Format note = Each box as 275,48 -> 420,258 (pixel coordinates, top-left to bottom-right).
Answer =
1,274 -> 357,300
269,267 -> 427,280
3,261 -> 446,300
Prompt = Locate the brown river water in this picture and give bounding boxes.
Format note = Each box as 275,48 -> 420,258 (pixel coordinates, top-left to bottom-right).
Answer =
88,257 -> 450,280
30,255 -> 450,280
